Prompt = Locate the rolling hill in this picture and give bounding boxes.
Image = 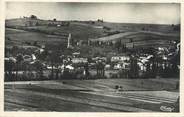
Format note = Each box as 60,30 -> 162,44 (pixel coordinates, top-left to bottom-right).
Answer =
5,18 -> 180,49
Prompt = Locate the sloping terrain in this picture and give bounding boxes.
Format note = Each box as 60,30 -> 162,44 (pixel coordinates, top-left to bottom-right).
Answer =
5,28 -> 67,47
4,78 -> 179,112
5,18 -> 180,50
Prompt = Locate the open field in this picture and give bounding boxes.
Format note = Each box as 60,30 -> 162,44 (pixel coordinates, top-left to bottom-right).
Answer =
5,28 -> 67,46
6,18 -> 179,34
26,23 -> 105,40
5,26 -> 180,50
90,30 -> 179,48
6,18 -> 180,41
92,21 -> 179,34
5,18 -> 180,51
4,78 -> 179,112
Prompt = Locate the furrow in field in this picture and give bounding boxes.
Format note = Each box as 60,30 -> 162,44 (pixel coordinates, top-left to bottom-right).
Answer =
5,89 -> 153,112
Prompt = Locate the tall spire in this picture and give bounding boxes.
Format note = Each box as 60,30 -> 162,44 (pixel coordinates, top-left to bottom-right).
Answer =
67,33 -> 71,48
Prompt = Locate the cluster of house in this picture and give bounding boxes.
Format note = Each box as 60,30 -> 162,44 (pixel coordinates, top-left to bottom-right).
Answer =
5,39 -> 180,79
4,48 -> 173,70
5,54 -> 36,64
51,53 -> 156,72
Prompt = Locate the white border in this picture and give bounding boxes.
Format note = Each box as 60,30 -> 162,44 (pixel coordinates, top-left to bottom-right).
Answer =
0,0 -> 183,117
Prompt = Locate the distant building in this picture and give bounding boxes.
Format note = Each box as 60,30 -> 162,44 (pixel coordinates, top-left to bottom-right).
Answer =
72,58 -> 88,64
114,63 -> 130,70
23,55 -> 32,62
41,45 -> 45,49
125,42 -> 134,49
92,57 -> 107,62
72,52 -> 80,58
111,56 -> 130,62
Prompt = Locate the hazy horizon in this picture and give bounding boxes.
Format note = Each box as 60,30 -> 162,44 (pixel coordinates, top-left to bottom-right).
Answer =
6,2 -> 180,24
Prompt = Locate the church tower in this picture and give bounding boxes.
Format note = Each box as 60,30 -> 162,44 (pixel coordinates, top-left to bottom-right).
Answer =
67,33 -> 71,48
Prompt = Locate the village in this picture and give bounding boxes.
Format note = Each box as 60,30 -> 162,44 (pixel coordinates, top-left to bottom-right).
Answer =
5,16 -> 180,81
4,3 -> 180,112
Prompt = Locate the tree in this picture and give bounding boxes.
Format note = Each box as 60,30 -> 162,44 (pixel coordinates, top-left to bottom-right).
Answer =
16,54 -> 24,79
97,19 -> 103,23
30,15 -> 37,19
33,41 -> 38,46
5,59 -> 15,81
47,50 -> 62,79
114,40 -> 121,52
46,51 -> 54,79
53,51 -> 62,79
35,22 -> 39,26
129,55 -> 139,78
34,61 -> 44,79
53,18 -> 56,21
169,43 -> 180,77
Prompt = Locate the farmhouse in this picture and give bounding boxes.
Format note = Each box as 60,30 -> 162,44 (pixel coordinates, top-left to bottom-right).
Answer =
72,58 -> 88,64
125,42 -> 134,49
111,56 -> 130,62
92,57 -> 107,62
23,55 -> 33,62
72,52 -> 80,58
114,62 -> 130,70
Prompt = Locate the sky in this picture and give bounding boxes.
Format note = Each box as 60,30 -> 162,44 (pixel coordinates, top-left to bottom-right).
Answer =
6,2 -> 180,24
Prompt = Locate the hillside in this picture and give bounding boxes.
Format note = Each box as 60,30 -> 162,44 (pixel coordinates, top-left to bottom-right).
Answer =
5,28 -> 67,48
5,18 -> 107,41
5,18 -> 180,49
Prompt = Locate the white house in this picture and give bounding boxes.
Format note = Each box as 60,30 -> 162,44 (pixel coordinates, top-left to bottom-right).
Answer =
114,62 -> 130,70
111,56 -> 130,62
23,55 -> 32,62
72,58 -> 88,64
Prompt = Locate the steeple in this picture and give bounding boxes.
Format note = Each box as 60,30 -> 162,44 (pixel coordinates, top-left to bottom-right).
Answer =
67,33 -> 71,48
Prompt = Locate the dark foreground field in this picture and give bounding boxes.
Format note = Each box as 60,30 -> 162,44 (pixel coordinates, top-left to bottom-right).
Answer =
4,78 -> 179,112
